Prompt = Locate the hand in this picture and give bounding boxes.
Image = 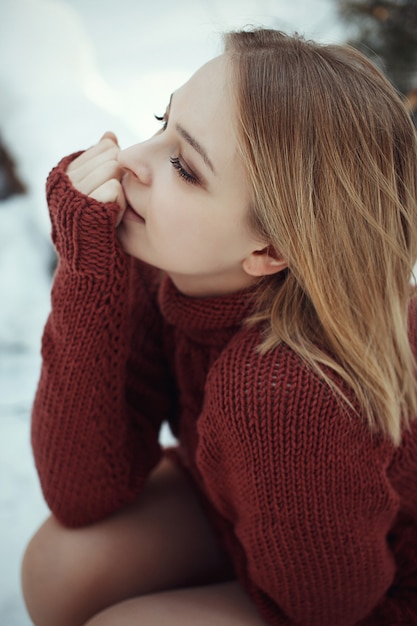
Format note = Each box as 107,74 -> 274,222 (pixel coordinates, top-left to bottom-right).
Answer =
67,132 -> 126,225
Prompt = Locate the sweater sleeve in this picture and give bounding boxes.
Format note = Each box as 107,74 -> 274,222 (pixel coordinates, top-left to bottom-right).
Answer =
196,334 -> 417,626
31,155 -> 173,527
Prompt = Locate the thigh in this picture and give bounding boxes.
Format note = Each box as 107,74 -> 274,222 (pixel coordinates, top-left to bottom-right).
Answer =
22,455 -> 233,626
85,581 -> 267,626
68,455 -> 233,593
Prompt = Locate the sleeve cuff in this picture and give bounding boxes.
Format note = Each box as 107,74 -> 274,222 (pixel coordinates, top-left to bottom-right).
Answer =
46,153 -> 126,278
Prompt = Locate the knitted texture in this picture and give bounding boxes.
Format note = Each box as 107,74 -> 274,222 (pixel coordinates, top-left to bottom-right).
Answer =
32,155 -> 417,625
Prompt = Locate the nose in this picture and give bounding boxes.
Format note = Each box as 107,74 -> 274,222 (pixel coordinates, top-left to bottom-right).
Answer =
117,142 -> 152,186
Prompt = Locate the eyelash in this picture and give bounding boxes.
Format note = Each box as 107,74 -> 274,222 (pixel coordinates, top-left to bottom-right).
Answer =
154,113 -> 167,131
169,157 -> 198,185
155,113 -> 199,186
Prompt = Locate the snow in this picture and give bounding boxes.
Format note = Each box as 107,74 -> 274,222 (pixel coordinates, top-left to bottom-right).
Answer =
0,0 -> 342,622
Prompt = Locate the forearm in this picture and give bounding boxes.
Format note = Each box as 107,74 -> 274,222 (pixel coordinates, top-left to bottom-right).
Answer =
32,153 -> 162,526
32,266 -> 162,525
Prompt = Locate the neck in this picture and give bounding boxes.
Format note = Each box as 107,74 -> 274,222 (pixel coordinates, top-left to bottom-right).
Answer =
168,270 -> 258,298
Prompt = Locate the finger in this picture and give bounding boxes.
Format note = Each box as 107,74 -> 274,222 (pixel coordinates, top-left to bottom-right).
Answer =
90,178 -> 126,214
100,131 -> 119,145
67,136 -> 119,173
73,161 -> 124,197
68,146 -> 120,186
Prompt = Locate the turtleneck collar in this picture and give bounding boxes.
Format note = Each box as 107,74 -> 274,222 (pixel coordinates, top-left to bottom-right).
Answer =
158,274 -> 258,338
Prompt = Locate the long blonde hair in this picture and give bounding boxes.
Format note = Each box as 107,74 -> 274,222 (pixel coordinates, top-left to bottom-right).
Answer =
225,28 -> 417,444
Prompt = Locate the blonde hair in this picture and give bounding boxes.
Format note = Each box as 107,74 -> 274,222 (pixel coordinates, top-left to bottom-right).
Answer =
225,28 -> 417,445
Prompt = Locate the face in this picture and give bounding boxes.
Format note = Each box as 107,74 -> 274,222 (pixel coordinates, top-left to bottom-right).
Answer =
117,55 -> 267,297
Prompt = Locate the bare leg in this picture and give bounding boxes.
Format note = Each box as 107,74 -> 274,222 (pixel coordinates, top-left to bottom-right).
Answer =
21,456 -> 233,626
85,581 -> 267,626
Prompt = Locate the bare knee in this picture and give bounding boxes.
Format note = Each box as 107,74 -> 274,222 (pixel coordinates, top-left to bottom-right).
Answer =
21,515 -> 102,626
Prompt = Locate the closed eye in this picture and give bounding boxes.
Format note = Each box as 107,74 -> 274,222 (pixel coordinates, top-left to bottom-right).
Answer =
155,105 -> 202,186
169,157 -> 199,185
154,113 -> 167,131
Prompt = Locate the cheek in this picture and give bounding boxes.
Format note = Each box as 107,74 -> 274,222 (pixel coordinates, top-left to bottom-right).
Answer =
150,194 -> 211,248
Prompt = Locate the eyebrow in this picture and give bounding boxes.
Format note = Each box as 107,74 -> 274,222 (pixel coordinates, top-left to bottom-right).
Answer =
167,93 -> 215,175
175,123 -> 215,174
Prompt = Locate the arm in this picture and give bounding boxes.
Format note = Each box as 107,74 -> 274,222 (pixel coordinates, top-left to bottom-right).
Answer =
32,139 -> 173,527
197,335 -> 416,625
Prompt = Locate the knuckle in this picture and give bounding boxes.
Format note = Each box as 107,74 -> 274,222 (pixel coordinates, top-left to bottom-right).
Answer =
101,138 -> 117,151
106,178 -> 120,195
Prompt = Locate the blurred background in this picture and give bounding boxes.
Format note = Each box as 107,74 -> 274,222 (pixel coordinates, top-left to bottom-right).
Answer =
0,1 -> 416,623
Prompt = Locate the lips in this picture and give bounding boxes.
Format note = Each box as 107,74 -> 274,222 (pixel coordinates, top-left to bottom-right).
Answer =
124,203 -> 145,224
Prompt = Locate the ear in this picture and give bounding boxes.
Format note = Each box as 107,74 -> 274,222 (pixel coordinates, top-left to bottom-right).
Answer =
242,246 -> 288,277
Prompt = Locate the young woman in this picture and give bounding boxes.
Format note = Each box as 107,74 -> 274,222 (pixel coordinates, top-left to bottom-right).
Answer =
21,28 -> 417,625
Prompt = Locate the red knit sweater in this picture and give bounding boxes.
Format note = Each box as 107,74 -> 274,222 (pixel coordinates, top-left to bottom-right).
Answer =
32,155 -> 417,626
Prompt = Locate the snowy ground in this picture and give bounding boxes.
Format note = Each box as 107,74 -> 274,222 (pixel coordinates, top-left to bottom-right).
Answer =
0,1 -> 343,623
